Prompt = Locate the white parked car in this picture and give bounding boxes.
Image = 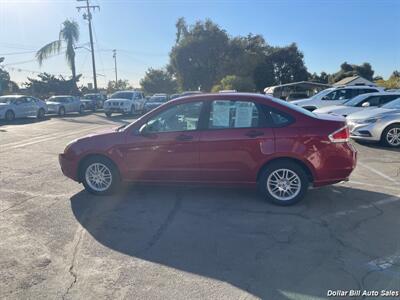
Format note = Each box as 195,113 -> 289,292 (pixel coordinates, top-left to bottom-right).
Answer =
314,92 -> 400,117
104,91 -> 146,117
291,86 -> 381,111
0,95 -> 47,121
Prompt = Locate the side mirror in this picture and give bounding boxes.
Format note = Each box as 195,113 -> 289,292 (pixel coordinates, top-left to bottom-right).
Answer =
362,102 -> 370,107
322,96 -> 328,100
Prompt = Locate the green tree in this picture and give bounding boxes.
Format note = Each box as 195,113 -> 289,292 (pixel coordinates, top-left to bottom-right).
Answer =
25,72 -> 81,98
140,68 -> 178,94
36,20 -> 79,84
211,75 -> 255,92
331,62 -> 375,83
269,43 -> 309,84
0,67 -> 19,95
169,19 -> 230,91
375,71 -> 400,89
106,79 -> 132,94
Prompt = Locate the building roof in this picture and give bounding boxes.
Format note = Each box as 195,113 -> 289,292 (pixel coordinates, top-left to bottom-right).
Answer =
334,75 -> 376,86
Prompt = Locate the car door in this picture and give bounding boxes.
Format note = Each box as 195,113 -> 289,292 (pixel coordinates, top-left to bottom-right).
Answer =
15,97 -> 31,117
25,97 -> 37,116
123,100 -> 204,182
198,99 -> 275,183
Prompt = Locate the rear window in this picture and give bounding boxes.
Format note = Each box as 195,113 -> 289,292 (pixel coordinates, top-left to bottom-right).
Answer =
268,96 -> 316,118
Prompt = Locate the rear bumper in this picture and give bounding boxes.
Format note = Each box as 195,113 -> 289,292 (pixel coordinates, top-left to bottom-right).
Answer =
312,142 -> 357,187
59,153 -> 79,182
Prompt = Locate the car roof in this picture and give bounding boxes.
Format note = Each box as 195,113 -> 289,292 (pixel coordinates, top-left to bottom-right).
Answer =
50,95 -> 73,97
0,95 -> 26,98
334,85 -> 381,90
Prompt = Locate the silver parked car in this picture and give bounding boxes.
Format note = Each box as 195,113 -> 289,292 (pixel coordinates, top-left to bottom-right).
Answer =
347,97 -> 400,147
46,96 -> 84,116
0,95 -> 47,121
144,94 -> 169,113
314,92 -> 400,117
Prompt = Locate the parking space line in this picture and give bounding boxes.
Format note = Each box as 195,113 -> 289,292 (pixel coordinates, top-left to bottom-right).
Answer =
358,162 -> 398,184
330,193 -> 400,218
1,126 -> 103,151
349,181 -> 400,191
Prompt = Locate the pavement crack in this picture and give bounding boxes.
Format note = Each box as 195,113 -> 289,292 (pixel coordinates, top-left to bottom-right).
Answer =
62,226 -> 85,300
0,195 -> 38,214
141,191 -> 182,254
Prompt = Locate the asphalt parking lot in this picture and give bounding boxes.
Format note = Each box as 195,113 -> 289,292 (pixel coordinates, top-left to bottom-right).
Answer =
1,113 -> 400,300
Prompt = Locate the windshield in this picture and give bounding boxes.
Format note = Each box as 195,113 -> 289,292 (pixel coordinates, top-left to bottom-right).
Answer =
83,94 -> 97,100
0,97 -> 16,104
310,88 -> 335,99
48,97 -> 68,103
344,94 -> 370,106
269,96 -> 316,118
382,97 -> 400,109
111,92 -> 133,100
148,96 -> 167,102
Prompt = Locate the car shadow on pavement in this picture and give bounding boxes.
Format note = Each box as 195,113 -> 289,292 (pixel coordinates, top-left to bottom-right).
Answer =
354,140 -> 400,153
70,185 -> 396,299
0,116 -> 51,127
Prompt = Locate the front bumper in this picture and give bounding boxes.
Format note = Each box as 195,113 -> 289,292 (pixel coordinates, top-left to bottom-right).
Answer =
347,121 -> 381,141
59,153 -> 79,181
104,106 -> 130,113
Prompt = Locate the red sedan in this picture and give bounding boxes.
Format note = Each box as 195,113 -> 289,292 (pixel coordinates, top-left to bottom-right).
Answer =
59,93 -> 357,205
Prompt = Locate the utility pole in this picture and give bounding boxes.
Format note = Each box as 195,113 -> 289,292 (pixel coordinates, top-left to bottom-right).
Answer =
77,0 -> 99,92
113,49 -> 118,84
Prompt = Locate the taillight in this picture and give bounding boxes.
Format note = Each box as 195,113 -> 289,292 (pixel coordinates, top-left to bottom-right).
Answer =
329,126 -> 349,143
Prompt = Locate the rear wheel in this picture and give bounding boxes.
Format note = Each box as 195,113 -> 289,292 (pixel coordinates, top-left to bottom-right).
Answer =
58,106 -> 66,116
258,161 -> 309,206
81,156 -> 120,195
37,108 -> 45,119
79,105 -> 84,114
5,110 -> 15,122
105,112 -> 112,117
382,124 -> 400,147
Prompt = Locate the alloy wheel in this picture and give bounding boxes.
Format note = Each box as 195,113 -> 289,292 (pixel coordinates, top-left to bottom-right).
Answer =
267,168 -> 301,201
386,127 -> 400,146
85,162 -> 113,192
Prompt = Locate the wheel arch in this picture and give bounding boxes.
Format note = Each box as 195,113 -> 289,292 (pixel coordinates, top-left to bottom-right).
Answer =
380,122 -> 400,144
256,157 -> 315,183
77,153 -> 120,182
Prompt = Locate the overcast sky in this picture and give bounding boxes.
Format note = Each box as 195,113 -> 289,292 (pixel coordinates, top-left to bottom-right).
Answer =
0,0 -> 399,88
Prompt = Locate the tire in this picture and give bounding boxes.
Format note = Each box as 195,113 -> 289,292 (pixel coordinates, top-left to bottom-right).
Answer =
105,112 -> 112,118
130,105 -> 135,115
79,105 -> 84,114
5,110 -> 15,122
37,108 -> 45,119
92,106 -> 96,112
58,106 -> 66,116
381,124 -> 400,148
257,161 -> 309,206
81,156 -> 120,195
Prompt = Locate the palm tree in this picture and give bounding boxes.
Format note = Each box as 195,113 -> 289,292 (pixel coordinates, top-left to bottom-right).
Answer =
36,20 -> 79,82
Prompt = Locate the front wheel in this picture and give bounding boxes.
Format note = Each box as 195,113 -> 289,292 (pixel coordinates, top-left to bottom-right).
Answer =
258,161 -> 309,206
105,112 -> 112,118
130,105 -> 135,115
5,110 -> 15,122
58,106 -> 66,116
79,105 -> 84,114
382,124 -> 400,147
37,108 -> 45,119
81,156 -> 120,195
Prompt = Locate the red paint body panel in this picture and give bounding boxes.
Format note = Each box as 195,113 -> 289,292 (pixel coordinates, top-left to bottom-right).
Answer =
59,93 -> 357,188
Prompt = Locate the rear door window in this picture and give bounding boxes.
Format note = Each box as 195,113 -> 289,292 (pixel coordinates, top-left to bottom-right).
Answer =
208,100 -> 260,129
